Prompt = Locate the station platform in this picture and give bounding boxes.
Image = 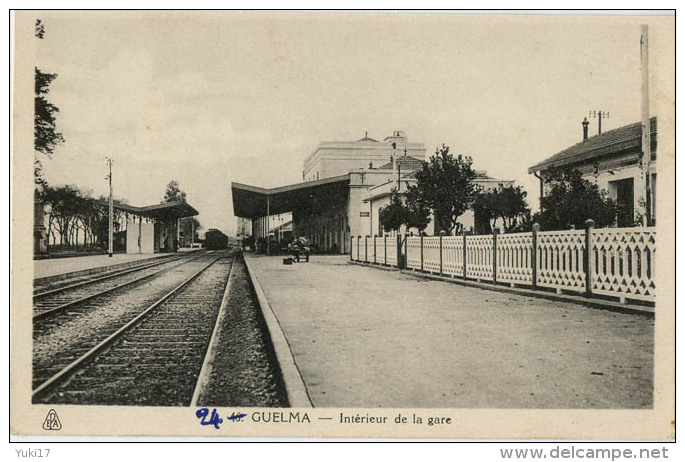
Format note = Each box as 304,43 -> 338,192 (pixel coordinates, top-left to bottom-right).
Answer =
244,254 -> 654,409
34,253 -> 174,286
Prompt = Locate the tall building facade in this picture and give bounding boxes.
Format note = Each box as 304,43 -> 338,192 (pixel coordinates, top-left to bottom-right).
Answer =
302,131 -> 426,182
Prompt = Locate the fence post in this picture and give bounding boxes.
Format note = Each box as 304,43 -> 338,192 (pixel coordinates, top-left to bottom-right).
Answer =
396,234 -> 401,269
462,230 -> 468,279
404,233 -> 408,270
384,235 -> 387,265
350,236 -> 353,261
584,219 -> 595,297
531,223 -> 539,290
357,236 -> 360,262
492,227 -> 500,283
420,234 -> 424,272
373,235 -> 377,264
439,230 -> 445,275
365,235 -> 369,263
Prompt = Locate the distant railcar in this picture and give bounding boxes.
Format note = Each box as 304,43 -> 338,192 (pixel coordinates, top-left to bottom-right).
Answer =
204,228 -> 229,250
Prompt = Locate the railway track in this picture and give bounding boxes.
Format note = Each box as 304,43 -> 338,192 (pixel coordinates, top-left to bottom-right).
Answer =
33,252 -> 208,321
33,252 -> 233,405
34,253 -> 182,295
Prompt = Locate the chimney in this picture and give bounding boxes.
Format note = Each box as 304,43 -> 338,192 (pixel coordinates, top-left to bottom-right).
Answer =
582,117 -> 589,141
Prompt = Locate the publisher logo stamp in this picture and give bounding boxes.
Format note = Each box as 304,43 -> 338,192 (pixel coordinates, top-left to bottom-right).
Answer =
42,409 -> 61,430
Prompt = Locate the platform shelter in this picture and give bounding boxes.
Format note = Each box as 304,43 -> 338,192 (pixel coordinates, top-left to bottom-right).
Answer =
98,200 -> 199,254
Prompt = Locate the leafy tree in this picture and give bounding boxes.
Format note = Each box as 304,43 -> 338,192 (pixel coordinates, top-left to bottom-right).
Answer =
379,189 -> 408,233
472,189 -> 499,235
379,188 -> 431,234
404,186 -> 432,233
538,167 -> 617,230
42,185 -> 127,249
163,180 -> 187,203
43,185 -> 82,246
407,144 -> 479,235
473,184 -> 531,234
80,196 -> 108,247
34,20 -> 64,188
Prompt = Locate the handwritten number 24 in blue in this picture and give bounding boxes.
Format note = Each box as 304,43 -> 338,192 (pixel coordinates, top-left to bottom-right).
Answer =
196,408 -> 223,429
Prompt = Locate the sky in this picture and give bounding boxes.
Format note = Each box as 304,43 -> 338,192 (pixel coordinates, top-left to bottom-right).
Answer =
26,12 -> 673,236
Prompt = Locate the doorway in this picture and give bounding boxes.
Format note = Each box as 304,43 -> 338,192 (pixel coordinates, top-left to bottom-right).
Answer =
613,178 -> 634,227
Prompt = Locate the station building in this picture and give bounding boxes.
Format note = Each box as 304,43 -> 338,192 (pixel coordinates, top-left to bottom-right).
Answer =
302,130 -> 425,181
528,117 -> 657,227
233,131 -> 427,254
232,130 -> 515,254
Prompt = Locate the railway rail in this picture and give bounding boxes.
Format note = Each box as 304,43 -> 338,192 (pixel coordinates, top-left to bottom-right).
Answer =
33,252 -> 208,321
32,253 -> 231,404
34,253 -> 189,296
33,248 -> 287,407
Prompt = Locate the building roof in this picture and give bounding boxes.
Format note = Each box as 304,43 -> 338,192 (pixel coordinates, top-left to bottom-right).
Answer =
528,117 -> 657,174
378,155 -> 425,171
232,174 -> 350,219
96,200 -> 199,220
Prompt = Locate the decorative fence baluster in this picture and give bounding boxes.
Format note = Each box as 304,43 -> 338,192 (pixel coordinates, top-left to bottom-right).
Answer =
348,224 -> 655,305
497,231 -> 534,287
536,229 -> 586,294
406,236 -> 421,270
590,226 -> 656,303
465,234 -> 495,282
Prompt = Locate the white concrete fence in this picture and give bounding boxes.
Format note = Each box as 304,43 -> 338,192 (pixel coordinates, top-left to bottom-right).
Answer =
351,221 -> 656,305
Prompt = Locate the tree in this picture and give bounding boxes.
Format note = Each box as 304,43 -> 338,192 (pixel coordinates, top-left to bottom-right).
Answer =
43,185 -> 82,246
404,186 -> 432,233
407,144 -> 480,235
163,180 -> 187,203
537,167 -> 617,230
379,188 -> 431,234
379,189 -> 408,233
472,184 -> 531,234
34,20 -> 63,188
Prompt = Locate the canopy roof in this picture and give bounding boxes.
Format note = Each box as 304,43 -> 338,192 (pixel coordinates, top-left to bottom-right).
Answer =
96,200 -> 199,220
232,174 -> 350,219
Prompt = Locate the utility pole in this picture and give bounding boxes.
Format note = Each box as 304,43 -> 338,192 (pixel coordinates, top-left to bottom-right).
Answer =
641,24 -> 652,226
177,218 -> 181,249
266,196 -> 270,256
106,157 -> 114,257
